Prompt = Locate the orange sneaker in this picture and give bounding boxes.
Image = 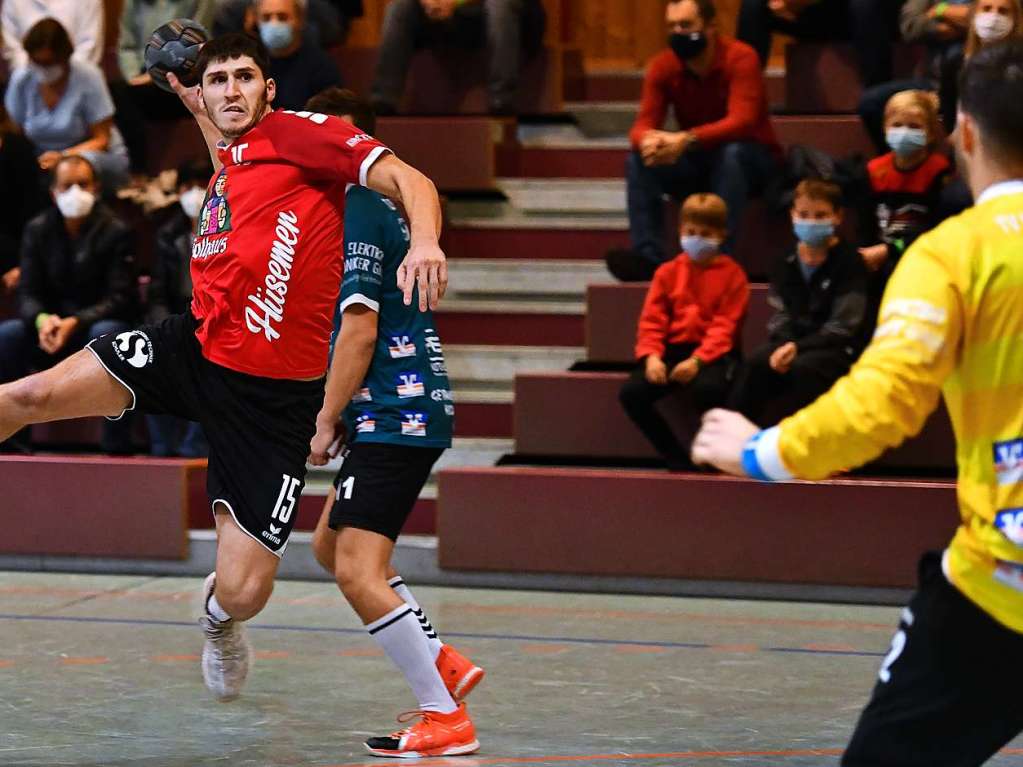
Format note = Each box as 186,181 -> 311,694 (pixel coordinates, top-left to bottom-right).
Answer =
364,704 -> 479,758
436,645 -> 485,701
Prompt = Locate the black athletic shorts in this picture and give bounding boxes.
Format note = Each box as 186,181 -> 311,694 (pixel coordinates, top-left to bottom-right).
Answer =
86,312 -> 324,556
329,442 -> 443,541
842,551 -> 1023,766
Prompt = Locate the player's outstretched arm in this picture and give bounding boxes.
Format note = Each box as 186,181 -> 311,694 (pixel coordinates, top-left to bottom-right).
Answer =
365,154 -> 446,312
693,240 -> 963,480
166,71 -> 224,173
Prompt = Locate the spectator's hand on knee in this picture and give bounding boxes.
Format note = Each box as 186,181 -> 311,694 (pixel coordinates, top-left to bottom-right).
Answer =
645,355 -> 668,385
1,267 -> 18,294
669,357 -> 700,385
769,342 -> 797,374
49,316 -> 79,355
38,151 -> 62,172
691,408 -> 759,476
859,244 -> 889,272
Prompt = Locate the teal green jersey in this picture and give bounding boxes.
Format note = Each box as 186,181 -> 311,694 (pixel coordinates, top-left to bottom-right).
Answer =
335,186 -> 453,448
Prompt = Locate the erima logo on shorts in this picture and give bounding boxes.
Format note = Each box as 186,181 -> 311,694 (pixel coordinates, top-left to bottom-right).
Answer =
995,508 -> 1023,547
112,331 -> 153,369
994,439 -> 1023,485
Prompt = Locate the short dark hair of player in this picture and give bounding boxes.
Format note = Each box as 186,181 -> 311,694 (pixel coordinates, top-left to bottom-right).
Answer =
668,0 -> 717,24
793,178 -> 842,212
959,39 -> 1023,165
177,157 -> 214,188
195,32 -> 272,83
23,17 -> 74,62
305,88 -> 377,136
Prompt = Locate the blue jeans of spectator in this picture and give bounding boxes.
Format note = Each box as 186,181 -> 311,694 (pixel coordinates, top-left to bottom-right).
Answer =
626,142 -> 778,265
737,0 -> 899,86
0,317 -> 134,452
146,414 -> 208,458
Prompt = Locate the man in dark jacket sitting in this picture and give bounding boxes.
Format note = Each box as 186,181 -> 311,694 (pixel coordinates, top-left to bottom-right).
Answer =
0,155 -> 137,452
728,178 -> 870,426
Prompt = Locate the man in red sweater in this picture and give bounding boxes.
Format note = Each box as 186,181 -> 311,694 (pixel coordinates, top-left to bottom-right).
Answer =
619,193 -> 749,470
607,0 -> 781,282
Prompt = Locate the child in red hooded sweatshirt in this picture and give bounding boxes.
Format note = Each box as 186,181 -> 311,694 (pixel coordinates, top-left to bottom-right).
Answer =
619,193 -> 749,470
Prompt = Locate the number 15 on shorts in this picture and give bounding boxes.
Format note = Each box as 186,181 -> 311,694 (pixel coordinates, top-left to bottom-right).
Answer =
272,474 -> 302,524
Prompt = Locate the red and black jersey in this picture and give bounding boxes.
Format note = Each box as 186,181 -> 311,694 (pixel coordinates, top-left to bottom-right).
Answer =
867,151 -> 950,262
189,109 -> 390,380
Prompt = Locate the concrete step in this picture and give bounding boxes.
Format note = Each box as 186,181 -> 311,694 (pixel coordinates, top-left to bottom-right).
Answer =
445,343 -> 583,394
446,257 -> 610,300
564,101 -> 643,138
495,177 -> 625,215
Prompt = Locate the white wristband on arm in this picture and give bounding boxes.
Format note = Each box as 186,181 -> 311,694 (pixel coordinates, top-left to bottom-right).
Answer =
741,426 -> 795,482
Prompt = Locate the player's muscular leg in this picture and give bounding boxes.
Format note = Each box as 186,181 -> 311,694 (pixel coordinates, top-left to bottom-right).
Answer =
333,527 -> 403,623
0,350 -> 132,441
313,500 -> 401,582
212,505 -> 280,621
311,494 -> 337,574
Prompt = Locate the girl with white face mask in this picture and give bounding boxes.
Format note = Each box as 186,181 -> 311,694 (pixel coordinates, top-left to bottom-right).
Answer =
966,0 -> 1021,55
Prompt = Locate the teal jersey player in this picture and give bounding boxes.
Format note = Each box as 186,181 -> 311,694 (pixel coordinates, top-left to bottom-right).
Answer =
335,185 -> 454,449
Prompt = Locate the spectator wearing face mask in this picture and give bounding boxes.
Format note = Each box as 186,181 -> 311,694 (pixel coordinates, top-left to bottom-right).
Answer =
859,91 -> 950,284
255,0 -> 342,111
143,158 -> 212,457
213,0 -> 348,48
728,179 -> 869,427
857,0 -> 970,153
0,156 -> 138,454
4,18 -> 131,191
606,0 -> 780,282
619,193 -> 749,470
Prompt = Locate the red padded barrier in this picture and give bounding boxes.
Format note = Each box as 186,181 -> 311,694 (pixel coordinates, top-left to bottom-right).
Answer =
438,466 -> 957,587
1,455 -> 196,559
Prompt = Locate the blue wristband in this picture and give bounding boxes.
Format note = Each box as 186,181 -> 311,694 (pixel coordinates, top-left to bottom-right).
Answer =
741,431 -> 771,481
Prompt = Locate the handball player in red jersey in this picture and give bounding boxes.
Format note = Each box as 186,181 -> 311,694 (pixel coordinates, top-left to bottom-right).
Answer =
0,32 -> 448,703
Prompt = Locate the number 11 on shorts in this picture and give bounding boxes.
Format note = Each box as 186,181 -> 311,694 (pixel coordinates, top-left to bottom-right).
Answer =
272,474 -> 301,524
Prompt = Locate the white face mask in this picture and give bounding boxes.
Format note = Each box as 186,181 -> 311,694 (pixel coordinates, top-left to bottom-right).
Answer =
179,186 -> 206,219
974,11 -> 1014,41
30,62 -> 64,84
54,184 -> 96,219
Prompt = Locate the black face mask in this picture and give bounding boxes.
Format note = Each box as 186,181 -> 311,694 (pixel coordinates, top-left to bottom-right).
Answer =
668,31 -> 707,61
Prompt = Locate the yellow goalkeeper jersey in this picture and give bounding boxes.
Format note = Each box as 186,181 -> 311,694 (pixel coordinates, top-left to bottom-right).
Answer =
748,180 -> 1023,633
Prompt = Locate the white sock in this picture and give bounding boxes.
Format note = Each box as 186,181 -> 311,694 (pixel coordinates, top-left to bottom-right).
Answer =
206,593 -> 231,624
366,603 -> 457,714
389,575 -> 443,660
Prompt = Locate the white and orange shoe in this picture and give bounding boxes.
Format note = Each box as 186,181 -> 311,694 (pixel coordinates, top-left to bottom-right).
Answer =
364,704 -> 479,758
436,645 -> 485,702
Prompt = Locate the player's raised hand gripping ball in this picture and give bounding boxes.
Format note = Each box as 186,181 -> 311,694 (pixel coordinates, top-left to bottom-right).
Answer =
144,18 -> 209,94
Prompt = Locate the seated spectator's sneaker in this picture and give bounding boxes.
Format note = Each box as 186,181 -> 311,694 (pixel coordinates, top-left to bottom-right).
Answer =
364,704 -> 479,758
605,248 -> 659,282
436,645 -> 485,701
198,573 -> 252,702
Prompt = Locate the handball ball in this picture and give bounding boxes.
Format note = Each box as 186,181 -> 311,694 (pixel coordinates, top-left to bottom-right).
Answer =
144,18 -> 209,93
